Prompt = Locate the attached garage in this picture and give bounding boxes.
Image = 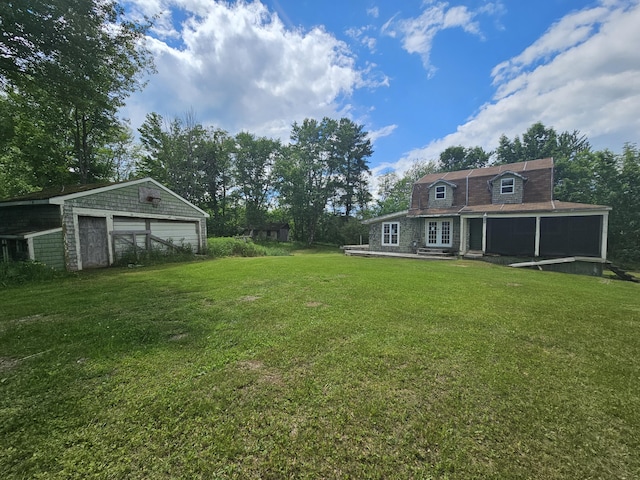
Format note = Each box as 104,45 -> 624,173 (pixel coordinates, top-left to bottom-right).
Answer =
0,178 -> 209,271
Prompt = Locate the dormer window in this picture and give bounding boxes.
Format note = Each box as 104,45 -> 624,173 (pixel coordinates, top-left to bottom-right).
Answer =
428,180 -> 456,207
501,178 -> 514,194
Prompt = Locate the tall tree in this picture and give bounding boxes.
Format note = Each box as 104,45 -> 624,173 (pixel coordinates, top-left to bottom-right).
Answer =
95,123 -> 141,182
233,132 -> 281,228
275,118 -> 340,245
0,0 -> 153,188
201,128 -> 237,236
438,145 -> 490,172
612,144 -> 640,263
333,118 -> 373,217
495,122 -> 590,166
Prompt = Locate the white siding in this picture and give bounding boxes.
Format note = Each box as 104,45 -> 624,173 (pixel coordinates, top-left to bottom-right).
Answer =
114,218 -> 146,231
151,221 -> 198,249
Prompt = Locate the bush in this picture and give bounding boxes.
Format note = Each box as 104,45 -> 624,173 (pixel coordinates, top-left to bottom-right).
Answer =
207,237 -> 291,258
207,237 -> 267,258
0,261 -> 69,286
113,243 -> 196,267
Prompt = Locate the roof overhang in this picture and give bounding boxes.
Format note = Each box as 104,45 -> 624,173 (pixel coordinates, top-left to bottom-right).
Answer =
0,178 -> 210,218
361,210 -> 409,225
408,201 -> 611,218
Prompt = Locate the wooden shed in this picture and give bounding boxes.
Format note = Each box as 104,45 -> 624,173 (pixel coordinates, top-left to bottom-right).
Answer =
0,178 -> 209,271
243,223 -> 291,242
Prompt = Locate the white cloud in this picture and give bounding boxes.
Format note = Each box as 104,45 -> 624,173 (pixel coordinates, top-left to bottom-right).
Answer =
383,0 -> 640,176
382,2 -> 490,77
122,0 -> 386,140
367,124 -> 398,144
346,25 -> 377,53
491,5 -> 610,89
367,7 -> 379,19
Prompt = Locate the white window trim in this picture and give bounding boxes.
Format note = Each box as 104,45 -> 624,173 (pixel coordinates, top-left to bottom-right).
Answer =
501,177 -> 515,194
382,221 -> 400,246
435,185 -> 446,200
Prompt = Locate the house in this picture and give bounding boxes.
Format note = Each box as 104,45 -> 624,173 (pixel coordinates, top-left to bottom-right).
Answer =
0,178 -> 209,271
243,223 -> 290,242
363,158 -> 611,273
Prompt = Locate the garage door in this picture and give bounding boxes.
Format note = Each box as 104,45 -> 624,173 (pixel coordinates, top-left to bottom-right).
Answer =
113,217 -> 199,256
79,216 -> 109,268
151,220 -> 198,249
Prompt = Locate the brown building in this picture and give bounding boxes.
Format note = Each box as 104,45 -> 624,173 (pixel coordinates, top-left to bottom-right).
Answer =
364,158 -> 610,265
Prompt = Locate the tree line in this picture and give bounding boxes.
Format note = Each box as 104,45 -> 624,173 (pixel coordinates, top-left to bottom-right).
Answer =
134,113 -> 373,244
1,1 -> 639,263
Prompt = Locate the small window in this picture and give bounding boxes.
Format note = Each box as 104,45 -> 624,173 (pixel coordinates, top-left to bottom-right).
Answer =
501,177 -> 515,194
382,222 -> 399,246
435,185 -> 446,200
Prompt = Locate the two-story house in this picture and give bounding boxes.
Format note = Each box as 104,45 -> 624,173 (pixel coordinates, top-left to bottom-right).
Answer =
364,158 -> 611,262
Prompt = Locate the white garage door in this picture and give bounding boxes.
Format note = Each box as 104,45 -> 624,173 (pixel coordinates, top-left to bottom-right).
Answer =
151,220 -> 198,249
112,217 -> 199,256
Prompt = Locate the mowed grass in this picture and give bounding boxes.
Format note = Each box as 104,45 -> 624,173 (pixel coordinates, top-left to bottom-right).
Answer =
1,253 -> 639,479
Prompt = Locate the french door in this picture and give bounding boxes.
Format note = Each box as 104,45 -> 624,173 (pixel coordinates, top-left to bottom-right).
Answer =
426,219 -> 452,247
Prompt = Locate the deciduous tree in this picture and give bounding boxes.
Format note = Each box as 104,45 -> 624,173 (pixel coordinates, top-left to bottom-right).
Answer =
0,0 -> 153,187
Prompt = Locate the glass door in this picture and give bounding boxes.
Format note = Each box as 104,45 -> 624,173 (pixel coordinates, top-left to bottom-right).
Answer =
426,220 -> 452,247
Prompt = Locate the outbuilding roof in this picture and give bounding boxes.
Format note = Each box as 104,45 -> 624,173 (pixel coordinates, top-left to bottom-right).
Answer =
0,178 -> 209,217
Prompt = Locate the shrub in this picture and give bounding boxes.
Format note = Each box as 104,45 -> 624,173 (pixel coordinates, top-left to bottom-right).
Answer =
207,237 -> 273,258
0,260 -> 69,286
113,242 -> 196,267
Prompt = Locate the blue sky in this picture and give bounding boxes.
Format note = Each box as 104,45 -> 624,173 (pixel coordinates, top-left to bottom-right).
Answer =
122,0 -> 640,177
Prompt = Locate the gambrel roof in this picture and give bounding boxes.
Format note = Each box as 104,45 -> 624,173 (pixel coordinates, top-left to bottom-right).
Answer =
415,157 -> 553,185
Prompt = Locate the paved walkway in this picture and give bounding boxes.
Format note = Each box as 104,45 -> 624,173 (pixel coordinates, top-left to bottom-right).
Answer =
343,249 -> 457,260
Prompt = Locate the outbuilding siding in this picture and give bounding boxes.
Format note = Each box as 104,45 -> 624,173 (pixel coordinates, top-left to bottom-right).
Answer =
32,231 -> 65,270
62,203 -> 79,271
65,181 -> 198,218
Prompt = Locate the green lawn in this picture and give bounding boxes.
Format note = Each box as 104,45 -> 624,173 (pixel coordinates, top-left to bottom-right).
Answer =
1,253 -> 639,479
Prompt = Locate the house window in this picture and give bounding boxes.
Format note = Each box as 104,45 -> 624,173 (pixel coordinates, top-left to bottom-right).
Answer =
382,222 -> 399,246
501,178 -> 515,194
435,185 -> 446,200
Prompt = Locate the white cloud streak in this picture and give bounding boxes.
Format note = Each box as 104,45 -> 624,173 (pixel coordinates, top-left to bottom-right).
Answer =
384,0 -> 640,176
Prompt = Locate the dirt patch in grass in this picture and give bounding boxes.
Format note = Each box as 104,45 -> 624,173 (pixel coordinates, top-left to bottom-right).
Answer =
240,295 -> 261,302
1,314 -> 60,334
169,333 -> 189,342
236,359 -> 284,386
0,357 -> 19,372
305,301 -> 324,307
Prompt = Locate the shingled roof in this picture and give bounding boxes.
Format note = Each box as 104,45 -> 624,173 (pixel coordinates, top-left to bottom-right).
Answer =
415,157 -> 554,185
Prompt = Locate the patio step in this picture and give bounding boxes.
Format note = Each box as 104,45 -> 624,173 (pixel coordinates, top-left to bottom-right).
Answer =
417,248 -> 453,256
